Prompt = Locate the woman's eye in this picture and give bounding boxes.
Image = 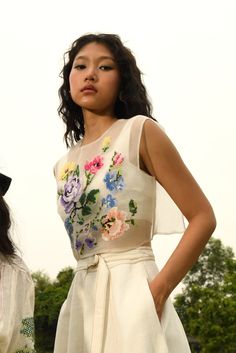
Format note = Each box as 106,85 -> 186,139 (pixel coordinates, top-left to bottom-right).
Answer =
99,65 -> 113,71
74,64 -> 86,70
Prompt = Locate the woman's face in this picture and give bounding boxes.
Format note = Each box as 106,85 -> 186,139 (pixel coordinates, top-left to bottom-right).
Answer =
69,42 -> 120,116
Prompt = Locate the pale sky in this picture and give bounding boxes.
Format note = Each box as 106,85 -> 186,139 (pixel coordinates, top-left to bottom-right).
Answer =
0,0 -> 235,296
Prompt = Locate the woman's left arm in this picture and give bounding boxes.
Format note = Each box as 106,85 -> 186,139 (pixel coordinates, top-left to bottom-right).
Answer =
140,119 -> 217,319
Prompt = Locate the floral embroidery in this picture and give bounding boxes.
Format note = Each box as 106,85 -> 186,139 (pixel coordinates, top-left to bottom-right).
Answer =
101,207 -> 129,240
59,161 -> 76,180
85,155 -> 104,174
60,174 -> 83,214
104,171 -> 125,192
20,317 -> 34,338
14,317 -> 36,353
102,194 -> 117,208
113,152 -> 124,166
101,136 -> 111,152
58,144 -> 138,254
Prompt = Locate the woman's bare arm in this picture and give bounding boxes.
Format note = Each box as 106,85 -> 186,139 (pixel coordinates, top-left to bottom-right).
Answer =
140,119 -> 216,317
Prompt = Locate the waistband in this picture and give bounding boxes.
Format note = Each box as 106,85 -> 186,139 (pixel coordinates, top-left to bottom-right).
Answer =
75,245 -> 155,272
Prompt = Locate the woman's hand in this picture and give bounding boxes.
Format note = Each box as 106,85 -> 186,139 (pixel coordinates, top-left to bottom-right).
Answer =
148,275 -> 171,321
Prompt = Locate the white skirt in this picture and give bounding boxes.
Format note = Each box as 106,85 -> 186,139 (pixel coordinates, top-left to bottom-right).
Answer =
53,246 -> 191,353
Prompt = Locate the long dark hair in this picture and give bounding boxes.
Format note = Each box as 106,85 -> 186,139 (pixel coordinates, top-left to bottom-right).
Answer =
58,33 -> 155,147
0,195 -> 15,256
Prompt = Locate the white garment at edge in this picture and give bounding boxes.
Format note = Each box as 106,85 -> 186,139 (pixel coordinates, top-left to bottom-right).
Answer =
0,254 -> 35,353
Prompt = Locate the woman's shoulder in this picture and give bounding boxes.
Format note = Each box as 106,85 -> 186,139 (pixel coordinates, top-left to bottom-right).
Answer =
0,253 -> 32,277
53,143 -> 79,179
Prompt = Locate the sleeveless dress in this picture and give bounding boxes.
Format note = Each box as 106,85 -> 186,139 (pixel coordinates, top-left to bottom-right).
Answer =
53,115 -> 191,353
0,254 -> 35,353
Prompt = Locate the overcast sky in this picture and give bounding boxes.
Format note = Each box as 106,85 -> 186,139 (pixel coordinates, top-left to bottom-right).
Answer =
0,0 -> 235,295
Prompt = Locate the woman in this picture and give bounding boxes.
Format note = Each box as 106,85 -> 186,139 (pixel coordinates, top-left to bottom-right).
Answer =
0,173 -> 35,353
53,33 -> 216,353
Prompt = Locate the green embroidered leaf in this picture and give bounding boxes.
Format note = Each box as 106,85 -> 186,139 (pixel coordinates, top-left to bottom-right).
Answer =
86,189 -> 99,204
129,199 -> 137,216
20,317 -> 35,339
130,219 -> 135,225
75,165 -> 80,177
82,205 -> 92,216
77,216 -> 84,225
79,193 -> 86,205
57,190 -> 63,196
80,243 -> 85,255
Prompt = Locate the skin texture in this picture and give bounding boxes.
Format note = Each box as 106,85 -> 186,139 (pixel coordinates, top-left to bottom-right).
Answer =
69,41 -> 217,321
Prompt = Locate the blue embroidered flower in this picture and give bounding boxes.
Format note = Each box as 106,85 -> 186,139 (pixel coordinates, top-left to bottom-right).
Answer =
102,194 -> 117,208
64,218 -> 73,240
85,237 -> 96,248
104,171 -> 125,192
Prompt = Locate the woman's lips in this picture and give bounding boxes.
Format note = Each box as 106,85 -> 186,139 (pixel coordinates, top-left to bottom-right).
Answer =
81,85 -> 97,93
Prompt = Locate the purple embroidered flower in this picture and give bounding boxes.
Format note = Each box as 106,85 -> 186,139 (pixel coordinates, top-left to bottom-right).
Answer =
102,194 -> 117,208
64,218 -> 73,240
104,171 -> 125,192
85,237 -> 96,248
75,239 -> 82,250
61,175 -> 82,213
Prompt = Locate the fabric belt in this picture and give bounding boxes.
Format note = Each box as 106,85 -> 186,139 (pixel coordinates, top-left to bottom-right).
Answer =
75,246 -> 155,353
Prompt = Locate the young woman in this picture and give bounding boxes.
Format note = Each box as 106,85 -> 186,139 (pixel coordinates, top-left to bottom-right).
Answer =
53,33 -> 216,353
0,173 -> 35,353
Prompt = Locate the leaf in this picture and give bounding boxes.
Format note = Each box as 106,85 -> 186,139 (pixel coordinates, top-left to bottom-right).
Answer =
79,193 -> 86,205
82,206 -> 92,216
86,189 -> 99,204
75,165 -> 80,177
129,199 -> 137,215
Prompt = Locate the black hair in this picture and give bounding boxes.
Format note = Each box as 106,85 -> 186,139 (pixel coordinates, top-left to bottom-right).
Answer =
0,195 -> 15,256
58,33 -> 156,147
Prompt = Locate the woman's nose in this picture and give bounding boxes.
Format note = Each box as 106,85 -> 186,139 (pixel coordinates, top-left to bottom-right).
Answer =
85,67 -> 97,82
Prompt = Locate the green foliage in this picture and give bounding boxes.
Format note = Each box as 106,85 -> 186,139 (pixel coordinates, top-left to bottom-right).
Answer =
174,238 -> 236,353
32,267 -> 75,353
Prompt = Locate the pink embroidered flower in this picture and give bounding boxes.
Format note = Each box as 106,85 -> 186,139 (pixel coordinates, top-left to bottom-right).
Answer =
101,207 -> 129,241
84,155 -> 104,174
113,152 -> 124,166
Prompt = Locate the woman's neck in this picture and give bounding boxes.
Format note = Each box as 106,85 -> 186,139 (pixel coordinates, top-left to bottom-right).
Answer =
82,111 -> 118,144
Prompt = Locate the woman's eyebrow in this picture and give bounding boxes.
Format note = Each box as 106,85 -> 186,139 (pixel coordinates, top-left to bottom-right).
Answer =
74,55 -> 115,62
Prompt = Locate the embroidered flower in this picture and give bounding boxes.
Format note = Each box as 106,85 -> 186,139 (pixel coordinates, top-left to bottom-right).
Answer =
104,171 -> 125,192
85,155 -> 104,175
102,194 -> 117,208
61,175 -> 82,213
101,136 -> 111,152
59,162 -> 76,180
113,152 -> 124,166
14,317 -> 36,353
101,207 -> 129,241
85,237 -> 96,248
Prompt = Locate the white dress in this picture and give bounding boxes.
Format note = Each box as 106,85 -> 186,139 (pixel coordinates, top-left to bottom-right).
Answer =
53,115 -> 191,353
0,254 -> 35,353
